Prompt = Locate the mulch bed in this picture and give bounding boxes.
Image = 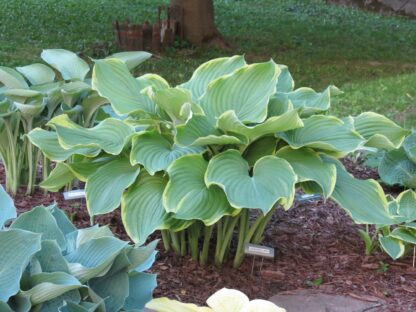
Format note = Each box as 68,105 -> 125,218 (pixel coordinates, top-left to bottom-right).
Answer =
1,158 -> 415,311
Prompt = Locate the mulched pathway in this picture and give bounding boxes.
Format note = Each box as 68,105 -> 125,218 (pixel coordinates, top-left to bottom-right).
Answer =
2,158 -> 415,311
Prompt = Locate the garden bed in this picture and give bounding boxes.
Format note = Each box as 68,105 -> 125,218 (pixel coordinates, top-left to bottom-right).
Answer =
2,159 -> 415,311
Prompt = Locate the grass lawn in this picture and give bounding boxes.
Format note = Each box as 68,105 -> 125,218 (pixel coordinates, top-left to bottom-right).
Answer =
0,0 -> 415,126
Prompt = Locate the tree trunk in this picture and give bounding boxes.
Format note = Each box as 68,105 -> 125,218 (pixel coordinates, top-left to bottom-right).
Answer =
170,0 -> 228,48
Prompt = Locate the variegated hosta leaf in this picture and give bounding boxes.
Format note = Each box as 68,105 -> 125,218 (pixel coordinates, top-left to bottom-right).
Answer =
61,81 -> 91,106
4,88 -> 42,103
205,150 -> 296,213
279,115 -> 364,154
121,172 -> 170,244
352,112 -> 409,150
136,73 -> 170,91
65,236 -> 128,283
16,63 -> 56,85
396,190 -> 416,221
241,299 -> 286,312
379,148 -> 416,189
390,227 -> 416,244
181,55 -> 246,101
0,66 -> 29,88
20,272 -> 82,305
153,87 -> 194,125
68,156 -> 115,182
0,185 -> 16,228
275,85 -> 341,115
379,236 -> 405,260
0,229 -> 41,301
276,147 -> 336,198
164,154 -> 236,225
40,163 -> 76,192
207,288 -> 249,312
217,109 -> 303,143
47,114 -> 134,155
41,49 -> 90,81
243,136 -> 278,166
146,297 -> 211,312
86,157 -> 140,216
11,206 -> 67,249
328,158 -> 394,224
200,60 -> 279,123
276,64 -> 294,93
27,128 -> 101,162
81,93 -> 110,124
107,51 -> 152,70
403,131 -> 416,163
131,131 -> 204,175
92,58 -> 155,115
13,100 -> 46,120
176,114 -> 245,147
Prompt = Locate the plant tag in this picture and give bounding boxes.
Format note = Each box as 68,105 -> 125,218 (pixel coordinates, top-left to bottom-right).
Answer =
296,194 -> 321,203
63,189 -> 85,200
244,243 -> 274,258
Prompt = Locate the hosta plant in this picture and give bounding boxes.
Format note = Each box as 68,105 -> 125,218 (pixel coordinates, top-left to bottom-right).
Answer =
0,185 -> 157,312
30,55 -> 408,267
0,49 -> 151,195
146,288 -> 286,312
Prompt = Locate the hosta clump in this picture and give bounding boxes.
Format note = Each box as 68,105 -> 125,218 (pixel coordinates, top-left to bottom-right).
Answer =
30,55 -> 408,267
0,185 -> 157,312
0,49 -> 151,195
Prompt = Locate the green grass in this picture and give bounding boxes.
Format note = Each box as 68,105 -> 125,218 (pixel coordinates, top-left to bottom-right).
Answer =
0,0 -> 415,126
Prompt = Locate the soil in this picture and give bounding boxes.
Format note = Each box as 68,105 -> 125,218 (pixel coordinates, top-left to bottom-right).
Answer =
2,158 -> 415,311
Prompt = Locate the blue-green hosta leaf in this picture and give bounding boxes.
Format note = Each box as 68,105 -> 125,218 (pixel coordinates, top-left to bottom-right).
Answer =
48,114 -> 134,155
200,60 -> 279,123
176,114 -> 244,147
379,236 -> 405,260
181,55 -> 246,100
403,131 -> 416,163
20,272 -> 82,305
0,229 -> 41,301
11,206 -> 67,249
136,73 -> 170,91
276,64 -> 294,93
124,272 -> 157,310
41,49 -> 90,81
127,240 -> 158,272
59,300 -> 101,312
164,154 -> 236,224
107,51 -> 152,70
76,225 -> 114,249
16,63 -> 56,85
205,150 -> 296,213
328,159 -> 394,224
92,58 -> 155,115
379,148 -> 416,189
217,109 -> 303,142
81,93 -> 110,124
28,129 -> 101,162
153,87 -> 194,125
0,66 -> 29,88
40,163 -> 76,192
390,227 -> 416,244
4,89 -> 42,103
267,94 -> 294,117
353,112 -> 409,150
48,204 -> 77,236
86,157 -> 140,216
0,184 -> 16,228
14,100 -> 46,120
276,147 -> 336,198
243,136 -> 278,166
39,290 -> 81,312
35,240 -> 69,273
0,302 -> 13,312
65,236 -> 128,283
279,115 -> 364,154
131,131 -> 204,175
61,81 -> 91,106
397,190 -> 416,221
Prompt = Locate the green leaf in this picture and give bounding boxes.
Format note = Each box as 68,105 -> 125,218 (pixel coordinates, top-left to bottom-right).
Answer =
379,236 -> 405,260
217,109 -> 303,142
131,131 -> 204,175
16,63 -> 56,85
267,94 -> 294,117
328,159 -> 394,225
205,150 -> 296,213
124,272 -> 157,310
276,147 -> 336,198
4,88 -> 42,103
11,206 -> 67,249
181,55 -> 246,100
28,128 -> 101,162
13,100 -> 46,120
0,66 -> 29,88
107,51 -> 152,70
200,61 -> 279,123
153,87 -> 194,125
164,154 -> 236,224
61,81 -> 91,107
40,163 -> 75,192
280,115 -> 364,153
41,49 -> 90,81
121,173 -> 169,244
0,184 -> 16,228
397,190 -> 416,220
390,227 -> 416,244
48,114 -> 134,155
136,73 -> 170,91
243,136 -> 277,166
353,112 -> 410,150
81,93 -> 110,124
76,225 -> 114,248
276,64 -> 294,93
379,148 -> 416,189
0,229 -> 41,301
92,58 -> 155,115
403,131 -> 416,163
21,272 -> 82,305
68,156 -> 115,182
86,157 -> 140,216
